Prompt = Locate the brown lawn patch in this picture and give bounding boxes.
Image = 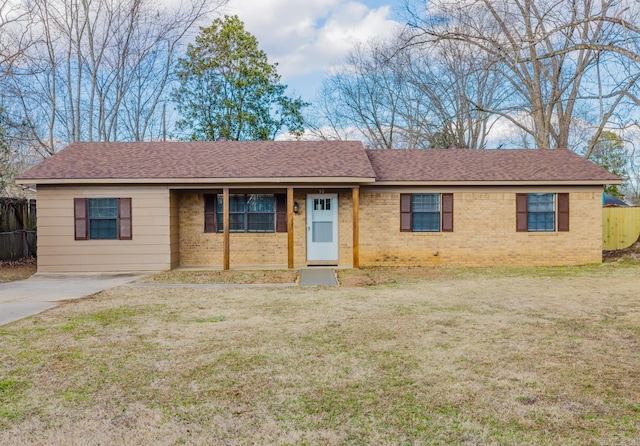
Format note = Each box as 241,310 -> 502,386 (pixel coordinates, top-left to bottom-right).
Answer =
337,266 -> 457,287
1,263 -> 639,445
139,269 -> 298,285
0,257 -> 37,283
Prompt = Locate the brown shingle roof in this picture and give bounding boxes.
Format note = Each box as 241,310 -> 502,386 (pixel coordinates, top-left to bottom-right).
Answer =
366,148 -> 620,183
18,142 -> 619,185
18,141 -> 376,181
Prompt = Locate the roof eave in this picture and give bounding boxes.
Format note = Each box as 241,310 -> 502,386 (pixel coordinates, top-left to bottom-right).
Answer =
370,180 -> 621,186
15,176 -> 377,186
15,178 -> 620,187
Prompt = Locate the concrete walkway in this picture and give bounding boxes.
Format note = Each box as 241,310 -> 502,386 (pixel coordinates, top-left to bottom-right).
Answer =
298,268 -> 338,286
131,282 -> 296,290
0,273 -> 146,326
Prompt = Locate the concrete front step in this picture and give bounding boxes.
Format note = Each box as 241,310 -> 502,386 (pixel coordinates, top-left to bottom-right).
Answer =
298,268 -> 338,286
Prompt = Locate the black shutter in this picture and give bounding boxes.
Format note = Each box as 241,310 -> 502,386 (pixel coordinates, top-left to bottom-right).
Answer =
74,198 -> 88,240
400,194 -> 412,232
516,193 -> 528,232
204,194 -> 218,233
442,193 -> 454,232
118,198 -> 132,240
557,193 -> 569,232
275,194 -> 287,233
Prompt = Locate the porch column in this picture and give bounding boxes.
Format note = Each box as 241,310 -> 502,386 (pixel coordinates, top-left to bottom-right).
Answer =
352,187 -> 360,268
223,187 -> 230,270
287,187 -> 294,268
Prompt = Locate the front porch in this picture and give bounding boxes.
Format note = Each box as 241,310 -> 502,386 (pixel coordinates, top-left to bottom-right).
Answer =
172,187 -> 361,270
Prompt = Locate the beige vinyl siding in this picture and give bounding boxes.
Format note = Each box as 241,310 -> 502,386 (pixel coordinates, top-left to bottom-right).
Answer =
36,185 -> 172,272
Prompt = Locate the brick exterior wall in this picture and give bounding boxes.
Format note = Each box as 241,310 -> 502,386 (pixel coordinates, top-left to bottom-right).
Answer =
179,191 -> 355,268
179,192 -> 288,267
359,189 -> 603,267
179,188 -> 602,268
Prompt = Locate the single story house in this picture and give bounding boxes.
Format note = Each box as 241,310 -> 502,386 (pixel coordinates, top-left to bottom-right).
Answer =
16,141 -> 620,272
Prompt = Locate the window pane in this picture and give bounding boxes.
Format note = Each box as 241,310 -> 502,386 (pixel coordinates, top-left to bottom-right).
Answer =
247,194 -> 274,213
412,212 -> 440,232
528,212 -> 555,232
88,198 -> 118,218
229,213 -> 245,232
412,194 -> 440,212
247,213 -> 274,232
528,193 -> 554,212
89,219 -> 117,239
229,195 -> 246,212
312,221 -> 333,242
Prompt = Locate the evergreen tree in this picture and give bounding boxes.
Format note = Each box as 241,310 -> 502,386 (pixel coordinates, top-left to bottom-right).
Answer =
173,15 -> 307,141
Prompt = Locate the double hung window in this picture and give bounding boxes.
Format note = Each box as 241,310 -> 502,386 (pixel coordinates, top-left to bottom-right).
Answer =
516,193 -> 569,232
527,193 -> 555,232
204,193 -> 287,233
400,193 -> 454,232
88,198 -> 119,239
74,198 -> 132,240
219,194 -> 275,232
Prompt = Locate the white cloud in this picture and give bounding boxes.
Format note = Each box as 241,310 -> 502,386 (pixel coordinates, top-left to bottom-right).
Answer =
224,0 -> 401,78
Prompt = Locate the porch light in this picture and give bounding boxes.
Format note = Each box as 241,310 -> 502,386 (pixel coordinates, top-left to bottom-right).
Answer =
293,201 -> 299,214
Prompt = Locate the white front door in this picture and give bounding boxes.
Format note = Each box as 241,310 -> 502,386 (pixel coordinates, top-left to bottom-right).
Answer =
306,194 -> 338,263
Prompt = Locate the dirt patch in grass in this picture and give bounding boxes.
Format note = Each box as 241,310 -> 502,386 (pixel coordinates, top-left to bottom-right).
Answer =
603,236 -> 640,263
1,263 -> 640,445
0,257 -> 36,283
337,266 -> 457,287
139,269 -> 299,285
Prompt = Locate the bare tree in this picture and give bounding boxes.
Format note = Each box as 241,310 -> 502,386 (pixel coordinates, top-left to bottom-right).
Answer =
5,0 -> 225,157
0,0 -> 33,68
405,0 -> 640,155
402,35 -> 501,148
309,34 -> 500,149
309,41 -> 413,148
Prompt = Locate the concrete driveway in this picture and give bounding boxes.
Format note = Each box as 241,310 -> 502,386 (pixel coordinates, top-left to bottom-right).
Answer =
0,273 -> 147,325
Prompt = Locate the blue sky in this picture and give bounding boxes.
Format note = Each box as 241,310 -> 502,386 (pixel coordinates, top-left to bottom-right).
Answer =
222,0 -> 406,102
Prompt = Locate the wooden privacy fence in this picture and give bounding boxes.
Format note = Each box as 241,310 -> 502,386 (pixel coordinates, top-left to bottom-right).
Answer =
0,197 -> 37,261
602,207 -> 640,251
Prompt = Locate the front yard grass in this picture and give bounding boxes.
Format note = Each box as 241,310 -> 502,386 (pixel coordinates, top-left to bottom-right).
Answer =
1,263 -> 639,445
